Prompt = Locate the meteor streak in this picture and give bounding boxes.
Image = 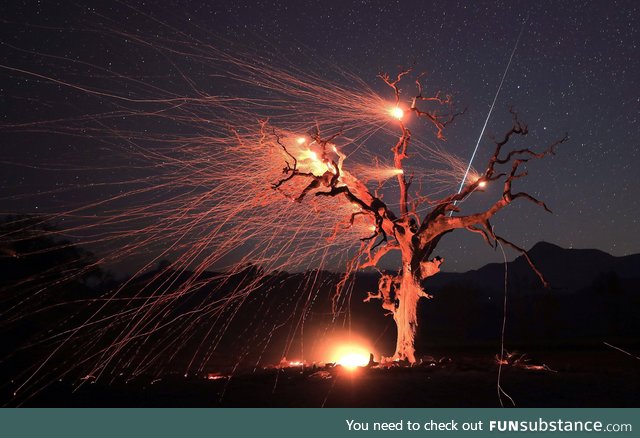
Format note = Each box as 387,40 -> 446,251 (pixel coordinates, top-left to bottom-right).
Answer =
452,14 -> 529,211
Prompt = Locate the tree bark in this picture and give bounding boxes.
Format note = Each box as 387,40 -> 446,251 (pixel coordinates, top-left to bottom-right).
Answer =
392,263 -> 422,363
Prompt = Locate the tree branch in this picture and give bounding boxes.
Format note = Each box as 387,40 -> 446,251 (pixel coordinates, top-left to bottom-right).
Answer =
495,235 -> 549,288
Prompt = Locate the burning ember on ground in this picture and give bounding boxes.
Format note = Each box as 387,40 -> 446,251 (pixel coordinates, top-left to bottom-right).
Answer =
205,373 -> 228,380
274,339 -> 375,371
328,341 -> 374,370
336,352 -> 371,370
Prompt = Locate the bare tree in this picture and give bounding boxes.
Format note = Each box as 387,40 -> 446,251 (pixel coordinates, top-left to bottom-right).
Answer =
271,68 -> 568,363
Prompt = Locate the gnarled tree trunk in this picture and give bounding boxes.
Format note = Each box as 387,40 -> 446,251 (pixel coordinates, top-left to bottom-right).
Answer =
370,253 -> 442,363
392,263 -> 422,362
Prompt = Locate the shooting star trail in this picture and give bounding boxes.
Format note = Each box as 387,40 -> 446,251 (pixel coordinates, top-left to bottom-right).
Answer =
451,14 -> 530,213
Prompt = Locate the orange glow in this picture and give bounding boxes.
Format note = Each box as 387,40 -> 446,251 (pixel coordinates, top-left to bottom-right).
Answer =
357,166 -> 404,181
337,352 -> 370,370
205,373 -> 227,380
297,149 -> 328,175
279,334 -> 374,371
326,338 -> 373,370
389,106 -> 404,120
296,136 -> 306,145
469,173 -> 486,189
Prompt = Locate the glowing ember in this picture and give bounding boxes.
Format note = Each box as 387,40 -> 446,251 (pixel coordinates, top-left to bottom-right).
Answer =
389,106 -> 404,120
354,166 -> 405,181
296,149 -> 329,175
278,357 -> 306,368
469,174 -> 487,189
0,19 -> 561,392
205,373 -> 227,380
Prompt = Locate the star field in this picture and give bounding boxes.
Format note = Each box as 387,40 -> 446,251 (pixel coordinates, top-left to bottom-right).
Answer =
1,0 -> 638,272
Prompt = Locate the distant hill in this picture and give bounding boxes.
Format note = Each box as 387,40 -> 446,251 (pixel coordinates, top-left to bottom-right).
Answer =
1,240 -> 638,379
428,241 -> 640,293
417,241 -> 640,350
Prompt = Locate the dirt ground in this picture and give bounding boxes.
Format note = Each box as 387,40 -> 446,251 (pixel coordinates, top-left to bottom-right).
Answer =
17,348 -> 639,407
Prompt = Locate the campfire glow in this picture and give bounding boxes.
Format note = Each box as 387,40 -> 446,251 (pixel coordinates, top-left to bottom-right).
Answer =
327,340 -> 373,370
337,352 -> 370,370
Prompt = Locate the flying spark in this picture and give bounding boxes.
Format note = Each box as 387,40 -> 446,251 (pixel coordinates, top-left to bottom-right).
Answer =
0,17 -> 494,399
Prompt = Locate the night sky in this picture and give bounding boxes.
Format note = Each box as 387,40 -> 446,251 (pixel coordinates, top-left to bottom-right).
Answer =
2,1 -> 639,272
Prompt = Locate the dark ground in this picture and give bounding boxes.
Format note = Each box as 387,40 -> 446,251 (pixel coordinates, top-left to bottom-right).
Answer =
2,231 -> 638,407
22,348 -> 640,408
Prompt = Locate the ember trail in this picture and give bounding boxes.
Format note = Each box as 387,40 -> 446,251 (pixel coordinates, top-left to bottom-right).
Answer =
0,13 -> 566,401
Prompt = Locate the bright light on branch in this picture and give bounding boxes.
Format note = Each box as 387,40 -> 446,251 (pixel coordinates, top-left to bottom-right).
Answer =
296,137 -> 306,145
389,106 -> 404,120
469,174 -> 487,189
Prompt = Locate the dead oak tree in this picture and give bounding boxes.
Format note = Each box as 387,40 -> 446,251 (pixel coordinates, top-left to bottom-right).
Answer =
271,68 -> 567,363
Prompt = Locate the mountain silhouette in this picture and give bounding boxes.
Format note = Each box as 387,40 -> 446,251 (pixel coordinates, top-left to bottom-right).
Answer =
426,241 -> 640,293
417,242 -> 640,350
1,238 -> 638,377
